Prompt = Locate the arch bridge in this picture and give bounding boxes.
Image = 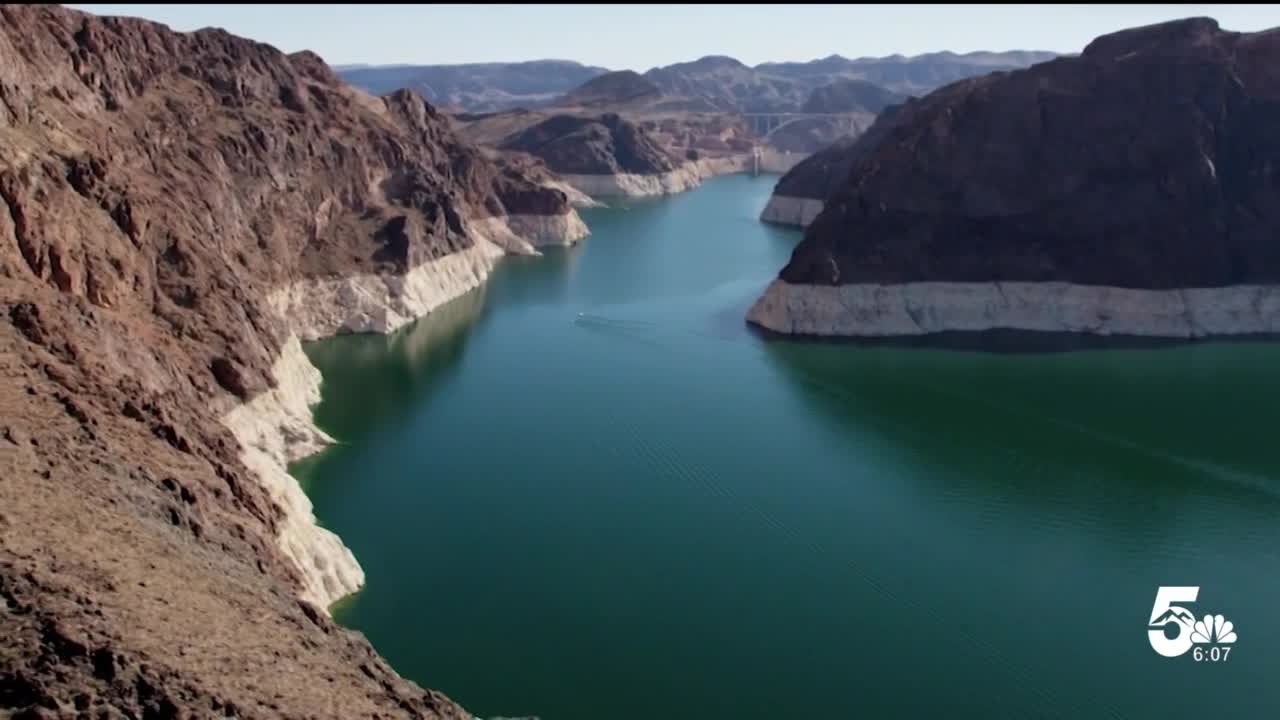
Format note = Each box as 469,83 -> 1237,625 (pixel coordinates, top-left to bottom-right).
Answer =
739,112 -> 865,138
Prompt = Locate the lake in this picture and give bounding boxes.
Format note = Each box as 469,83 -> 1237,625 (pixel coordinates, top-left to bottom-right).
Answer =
296,174 -> 1280,720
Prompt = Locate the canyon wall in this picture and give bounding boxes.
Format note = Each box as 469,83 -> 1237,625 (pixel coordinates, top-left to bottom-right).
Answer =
759,104 -> 906,229
751,18 -> 1280,340
0,4 -> 584,717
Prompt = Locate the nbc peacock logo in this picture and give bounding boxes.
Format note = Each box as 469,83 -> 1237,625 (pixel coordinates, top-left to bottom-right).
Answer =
1191,614 -> 1238,644
1148,587 -> 1238,661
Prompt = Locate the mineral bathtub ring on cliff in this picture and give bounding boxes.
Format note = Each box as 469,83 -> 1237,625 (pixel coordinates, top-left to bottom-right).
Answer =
748,18 -> 1280,341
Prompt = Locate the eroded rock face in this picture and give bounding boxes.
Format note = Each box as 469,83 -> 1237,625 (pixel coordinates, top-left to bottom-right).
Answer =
770,105 -> 904,202
499,113 -> 682,176
753,18 -> 1280,338
760,104 -> 905,228
0,4 -> 576,717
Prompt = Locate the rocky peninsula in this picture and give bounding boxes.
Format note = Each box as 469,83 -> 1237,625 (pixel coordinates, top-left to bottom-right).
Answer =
499,112 -> 742,198
750,18 -> 1280,341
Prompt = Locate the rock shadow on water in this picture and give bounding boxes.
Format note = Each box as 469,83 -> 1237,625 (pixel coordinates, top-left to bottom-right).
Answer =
484,243 -> 584,308
302,284 -> 490,443
757,334 -> 1280,533
746,323 -> 1280,355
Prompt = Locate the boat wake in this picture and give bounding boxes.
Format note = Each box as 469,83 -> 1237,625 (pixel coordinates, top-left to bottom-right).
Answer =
571,311 -> 671,351
573,312 -> 659,330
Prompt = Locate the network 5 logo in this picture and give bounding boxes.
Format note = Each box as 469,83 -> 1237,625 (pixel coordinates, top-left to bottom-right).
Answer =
1148,586 -> 1238,661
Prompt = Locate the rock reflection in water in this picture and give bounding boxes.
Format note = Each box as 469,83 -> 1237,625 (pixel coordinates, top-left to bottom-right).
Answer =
303,285 -> 489,442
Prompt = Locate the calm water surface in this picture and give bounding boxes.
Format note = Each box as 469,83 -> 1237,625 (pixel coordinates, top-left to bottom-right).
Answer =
297,175 -> 1280,720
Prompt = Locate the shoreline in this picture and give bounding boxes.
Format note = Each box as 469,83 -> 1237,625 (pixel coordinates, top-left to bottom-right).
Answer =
758,194 -> 824,228
748,279 -> 1280,340
558,163 -> 708,198
220,211 -> 584,616
559,151 -> 805,199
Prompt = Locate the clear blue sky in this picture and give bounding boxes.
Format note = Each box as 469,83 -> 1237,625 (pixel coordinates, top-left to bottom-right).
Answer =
68,4 -> 1280,70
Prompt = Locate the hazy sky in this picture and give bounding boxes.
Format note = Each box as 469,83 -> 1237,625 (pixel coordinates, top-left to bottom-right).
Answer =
69,4 -> 1280,70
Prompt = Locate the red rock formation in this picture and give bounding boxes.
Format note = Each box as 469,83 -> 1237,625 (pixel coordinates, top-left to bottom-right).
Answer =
0,4 -> 575,716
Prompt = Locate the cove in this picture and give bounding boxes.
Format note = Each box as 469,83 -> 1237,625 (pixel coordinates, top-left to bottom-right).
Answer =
294,175 -> 1280,720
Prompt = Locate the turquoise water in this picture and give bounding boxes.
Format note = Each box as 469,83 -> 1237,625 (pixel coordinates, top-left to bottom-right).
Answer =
297,175 -> 1280,719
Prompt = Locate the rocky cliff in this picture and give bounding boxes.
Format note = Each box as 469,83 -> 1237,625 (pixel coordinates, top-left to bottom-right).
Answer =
450,107 -> 765,197
750,18 -> 1280,340
500,113 -> 713,197
500,113 -> 680,175
759,103 -> 906,227
0,4 -> 583,717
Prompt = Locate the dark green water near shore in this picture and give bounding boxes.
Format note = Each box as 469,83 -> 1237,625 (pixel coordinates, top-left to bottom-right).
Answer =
297,175 -> 1280,720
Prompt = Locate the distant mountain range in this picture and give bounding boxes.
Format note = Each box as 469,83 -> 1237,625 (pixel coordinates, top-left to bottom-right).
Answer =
337,60 -> 609,112
338,50 -> 1058,113
635,52 -> 1057,113
553,70 -> 663,109
756,50 -> 1060,98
